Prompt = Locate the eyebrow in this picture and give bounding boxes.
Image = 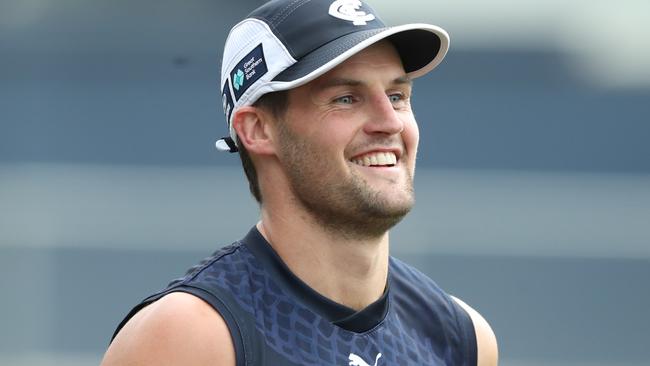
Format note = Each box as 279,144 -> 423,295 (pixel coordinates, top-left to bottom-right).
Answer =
318,75 -> 413,90
393,75 -> 413,86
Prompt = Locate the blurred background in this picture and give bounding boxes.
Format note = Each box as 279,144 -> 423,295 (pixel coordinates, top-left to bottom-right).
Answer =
1,0 -> 649,365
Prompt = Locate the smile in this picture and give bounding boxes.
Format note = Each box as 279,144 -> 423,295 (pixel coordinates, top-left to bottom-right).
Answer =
350,151 -> 397,167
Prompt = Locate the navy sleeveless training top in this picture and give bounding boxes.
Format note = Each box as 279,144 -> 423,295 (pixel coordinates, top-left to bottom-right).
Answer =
113,227 -> 477,365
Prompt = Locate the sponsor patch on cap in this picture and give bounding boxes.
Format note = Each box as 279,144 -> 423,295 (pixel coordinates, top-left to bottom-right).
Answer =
230,44 -> 268,101
222,80 -> 234,122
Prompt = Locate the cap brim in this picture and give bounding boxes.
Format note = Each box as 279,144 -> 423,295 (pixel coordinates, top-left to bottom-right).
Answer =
272,23 -> 449,85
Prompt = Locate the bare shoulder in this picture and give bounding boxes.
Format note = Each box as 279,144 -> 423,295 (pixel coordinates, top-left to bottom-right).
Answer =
100,292 -> 236,366
451,296 -> 499,366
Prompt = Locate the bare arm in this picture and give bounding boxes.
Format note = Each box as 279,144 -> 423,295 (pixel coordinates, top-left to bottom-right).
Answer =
100,292 -> 236,366
451,296 -> 499,366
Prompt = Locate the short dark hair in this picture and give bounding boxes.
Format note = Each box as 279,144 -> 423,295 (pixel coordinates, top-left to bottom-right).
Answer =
237,90 -> 289,203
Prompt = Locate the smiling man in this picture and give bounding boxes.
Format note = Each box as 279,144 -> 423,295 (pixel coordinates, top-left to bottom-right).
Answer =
101,1 -> 498,365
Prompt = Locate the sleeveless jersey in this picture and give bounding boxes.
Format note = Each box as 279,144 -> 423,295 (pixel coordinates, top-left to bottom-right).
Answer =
113,227 -> 477,365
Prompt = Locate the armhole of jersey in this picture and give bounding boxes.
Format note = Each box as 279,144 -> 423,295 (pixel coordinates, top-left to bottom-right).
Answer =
171,285 -> 247,366
450,297 -> 478,366
110,285 -> 248,366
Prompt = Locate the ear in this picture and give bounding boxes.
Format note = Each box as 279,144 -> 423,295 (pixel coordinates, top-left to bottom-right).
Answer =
231,106 -> 276,156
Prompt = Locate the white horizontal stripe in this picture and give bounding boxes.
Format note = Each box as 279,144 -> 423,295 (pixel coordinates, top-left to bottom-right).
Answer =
1,163 -> 649,258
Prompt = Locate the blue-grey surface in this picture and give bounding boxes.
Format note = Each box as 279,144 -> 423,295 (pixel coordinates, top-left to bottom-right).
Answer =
2,0 -> 649,364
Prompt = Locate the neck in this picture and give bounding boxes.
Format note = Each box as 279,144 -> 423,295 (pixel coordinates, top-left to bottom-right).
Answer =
257,207 -> 389,311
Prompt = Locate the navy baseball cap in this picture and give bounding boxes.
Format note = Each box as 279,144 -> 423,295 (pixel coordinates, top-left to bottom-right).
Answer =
216,0 -> 450,152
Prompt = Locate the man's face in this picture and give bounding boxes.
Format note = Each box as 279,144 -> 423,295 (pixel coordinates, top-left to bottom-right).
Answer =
274,41 -> 419,239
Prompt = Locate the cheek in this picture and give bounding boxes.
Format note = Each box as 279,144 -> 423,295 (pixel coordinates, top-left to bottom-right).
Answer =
403,117 -> 419,154
295,125 -> 351,168
321,116 -> 361,152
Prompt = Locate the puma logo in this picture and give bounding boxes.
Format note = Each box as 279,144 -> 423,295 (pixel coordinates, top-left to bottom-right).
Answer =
348,352 -> 382,366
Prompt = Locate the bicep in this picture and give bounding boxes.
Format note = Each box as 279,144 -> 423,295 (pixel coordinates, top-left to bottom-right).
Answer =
101,292 -> 236,366
451,296 -> 499,366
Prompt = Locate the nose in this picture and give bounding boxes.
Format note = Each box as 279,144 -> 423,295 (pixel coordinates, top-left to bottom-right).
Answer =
362,93 -> 404,136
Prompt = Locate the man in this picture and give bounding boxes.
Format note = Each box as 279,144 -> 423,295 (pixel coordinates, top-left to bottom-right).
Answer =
101,0 -> 498,365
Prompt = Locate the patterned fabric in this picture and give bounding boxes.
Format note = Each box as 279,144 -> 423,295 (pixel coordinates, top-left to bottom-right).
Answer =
114,228 -> 477,366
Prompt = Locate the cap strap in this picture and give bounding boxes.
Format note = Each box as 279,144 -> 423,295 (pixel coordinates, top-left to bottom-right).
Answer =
215,137 -> 239,153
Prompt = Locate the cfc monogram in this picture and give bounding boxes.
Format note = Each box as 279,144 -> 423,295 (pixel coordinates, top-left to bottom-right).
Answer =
328,0 -> 376,26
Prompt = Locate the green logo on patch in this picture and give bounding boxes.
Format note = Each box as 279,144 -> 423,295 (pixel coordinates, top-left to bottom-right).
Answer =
233,69 -> 245,91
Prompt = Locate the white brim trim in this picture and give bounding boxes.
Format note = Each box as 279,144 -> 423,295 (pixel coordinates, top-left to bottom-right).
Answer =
264,23 -> 450,93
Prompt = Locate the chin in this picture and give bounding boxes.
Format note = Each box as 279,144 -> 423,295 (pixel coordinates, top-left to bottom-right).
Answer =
368,200 -> 413,223
351,195 -> 414,235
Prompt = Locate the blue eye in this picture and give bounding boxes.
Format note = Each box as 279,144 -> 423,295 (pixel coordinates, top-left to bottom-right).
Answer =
388,94 -> 402,103
335,95 -> 354,104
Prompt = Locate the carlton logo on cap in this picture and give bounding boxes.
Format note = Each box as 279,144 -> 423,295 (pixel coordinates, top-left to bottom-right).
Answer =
328,0 -> 376,26
216,0 -> 450,153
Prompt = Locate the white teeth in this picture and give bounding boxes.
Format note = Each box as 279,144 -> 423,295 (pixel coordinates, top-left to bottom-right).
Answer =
352,152 -> 397,167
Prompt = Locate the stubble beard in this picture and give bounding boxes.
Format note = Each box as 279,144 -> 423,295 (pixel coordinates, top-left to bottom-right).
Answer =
277,124 -> 415,241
